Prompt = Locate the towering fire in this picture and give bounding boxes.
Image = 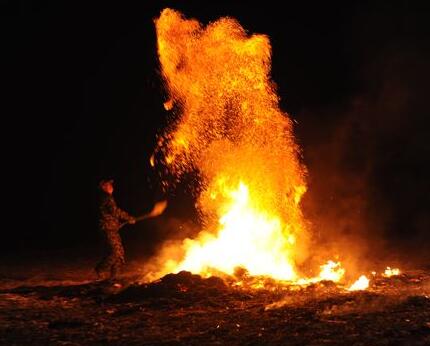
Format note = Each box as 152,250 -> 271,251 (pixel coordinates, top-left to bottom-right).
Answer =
150,9 -> 377,287
153,8 -> 308,281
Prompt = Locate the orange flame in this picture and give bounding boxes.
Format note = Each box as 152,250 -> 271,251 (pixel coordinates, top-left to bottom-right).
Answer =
295,260 -> 345,286
154,8 -> 308,281
148,200 -> 168,218
150,9 -> 369,289
318,260 -> 345,282
348,275 -> 370,291
176,182 -> 297,280
383,267 -> 400,277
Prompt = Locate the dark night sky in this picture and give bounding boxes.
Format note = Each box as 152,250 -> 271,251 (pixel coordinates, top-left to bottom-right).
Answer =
4,1 -> 430,265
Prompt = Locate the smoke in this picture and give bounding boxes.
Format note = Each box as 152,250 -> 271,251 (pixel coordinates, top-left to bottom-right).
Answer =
299,42 -> 430,269
138,217 -> 200,281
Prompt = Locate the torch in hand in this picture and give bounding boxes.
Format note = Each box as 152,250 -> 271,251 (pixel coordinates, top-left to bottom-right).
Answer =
136,200 -> 168,221
122,200 -> 168,228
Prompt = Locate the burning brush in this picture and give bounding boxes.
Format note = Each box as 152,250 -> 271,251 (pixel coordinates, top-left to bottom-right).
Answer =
144,8 -> 400,291
120,201 -> 167,228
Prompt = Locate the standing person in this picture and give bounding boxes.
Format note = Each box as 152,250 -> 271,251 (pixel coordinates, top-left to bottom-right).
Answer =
95,179 -> 136,280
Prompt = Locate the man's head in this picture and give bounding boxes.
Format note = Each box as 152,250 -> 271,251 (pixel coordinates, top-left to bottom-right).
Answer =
99,179 -> 114,195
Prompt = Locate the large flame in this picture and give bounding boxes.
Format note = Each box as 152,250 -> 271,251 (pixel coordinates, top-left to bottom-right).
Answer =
154,8 -> 308,281
151,9 -> 383,289
177,181 -> 297,280
348,275 -> 370,291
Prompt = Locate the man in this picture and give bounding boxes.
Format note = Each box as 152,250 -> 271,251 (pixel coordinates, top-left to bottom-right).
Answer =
95,179 -> 136,280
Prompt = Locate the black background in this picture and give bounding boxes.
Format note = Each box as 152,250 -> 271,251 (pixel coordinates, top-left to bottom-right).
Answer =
4,1 -> 430,265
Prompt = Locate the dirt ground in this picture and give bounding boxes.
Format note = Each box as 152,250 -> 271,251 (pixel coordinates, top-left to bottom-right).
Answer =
0,261 -> 429,346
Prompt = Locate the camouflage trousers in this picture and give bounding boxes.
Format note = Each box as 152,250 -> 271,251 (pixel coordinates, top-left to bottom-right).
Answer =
95,228 -> 125,279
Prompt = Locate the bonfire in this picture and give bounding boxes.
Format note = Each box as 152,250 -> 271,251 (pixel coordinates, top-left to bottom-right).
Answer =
144,8 -> 400,292
2,7 -> 428,346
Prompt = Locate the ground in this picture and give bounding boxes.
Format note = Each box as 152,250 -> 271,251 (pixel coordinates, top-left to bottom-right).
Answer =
0,261 -> 429,345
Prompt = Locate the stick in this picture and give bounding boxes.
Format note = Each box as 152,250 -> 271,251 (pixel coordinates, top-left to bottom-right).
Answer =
121,200 -> 168,228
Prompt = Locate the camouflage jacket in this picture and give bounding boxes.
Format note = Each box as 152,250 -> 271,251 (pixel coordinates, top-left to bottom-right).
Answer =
99,193 -> 134,231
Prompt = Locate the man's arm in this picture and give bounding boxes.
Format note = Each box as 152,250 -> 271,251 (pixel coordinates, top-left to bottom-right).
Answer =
111,199 -> 136,224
